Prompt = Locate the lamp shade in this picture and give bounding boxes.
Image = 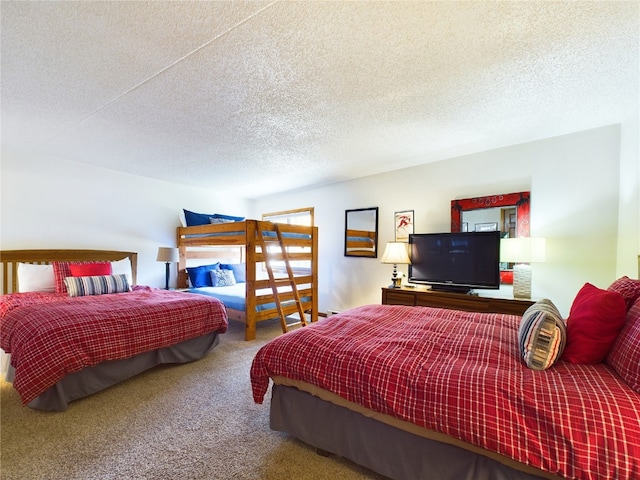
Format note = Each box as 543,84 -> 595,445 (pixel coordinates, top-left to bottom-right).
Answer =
156,247 -> 179,263
500,237 -> 546,263
381,242 -> 411,265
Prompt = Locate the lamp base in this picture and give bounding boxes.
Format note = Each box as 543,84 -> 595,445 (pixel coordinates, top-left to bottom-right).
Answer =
390,277 -> 402,288
512,263 -> 532,299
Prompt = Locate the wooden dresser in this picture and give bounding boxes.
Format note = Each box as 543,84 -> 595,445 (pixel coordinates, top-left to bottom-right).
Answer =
381,287 -> 534,316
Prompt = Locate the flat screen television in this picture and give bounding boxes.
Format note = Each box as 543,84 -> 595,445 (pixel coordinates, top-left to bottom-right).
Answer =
408,231 -> 501,294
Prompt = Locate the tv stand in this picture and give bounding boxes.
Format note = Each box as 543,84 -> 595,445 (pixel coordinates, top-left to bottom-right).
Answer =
381,287 -> 534,316
429,285 -> 472,295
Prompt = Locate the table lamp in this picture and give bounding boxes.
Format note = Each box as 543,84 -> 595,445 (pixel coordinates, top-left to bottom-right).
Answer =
157,247 -> 179,290
500,237 -> 545,299
381,242 -> 412,288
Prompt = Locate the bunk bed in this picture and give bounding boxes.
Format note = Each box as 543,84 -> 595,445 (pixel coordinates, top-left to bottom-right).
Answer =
344,228 -> 377,256
177,219 -> 318,341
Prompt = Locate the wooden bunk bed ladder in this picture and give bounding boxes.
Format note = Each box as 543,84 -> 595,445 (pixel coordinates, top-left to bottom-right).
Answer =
257,222 -> 308,334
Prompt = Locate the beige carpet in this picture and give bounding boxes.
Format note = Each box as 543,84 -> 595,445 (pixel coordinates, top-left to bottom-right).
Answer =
1,318 -> 387,480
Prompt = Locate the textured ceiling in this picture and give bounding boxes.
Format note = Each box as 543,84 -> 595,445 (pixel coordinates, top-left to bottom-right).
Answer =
1,1 -> 638,199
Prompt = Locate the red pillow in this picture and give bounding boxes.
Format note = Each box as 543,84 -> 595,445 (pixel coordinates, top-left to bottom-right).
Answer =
562,283 -> 627,364
606,297 -> 640,393
607,276 -> 640,312
52,261 -> 112,293
69,262 -> 112,277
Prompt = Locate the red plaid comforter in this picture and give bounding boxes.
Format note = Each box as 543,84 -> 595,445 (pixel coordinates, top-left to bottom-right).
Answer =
1,286 -> 228,405
250,304 -> 640,480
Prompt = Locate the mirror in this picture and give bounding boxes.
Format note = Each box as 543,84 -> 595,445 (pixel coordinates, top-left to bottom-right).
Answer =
451,192 -> 530,283
345,207 -> 379,257
451,192 -> 530,236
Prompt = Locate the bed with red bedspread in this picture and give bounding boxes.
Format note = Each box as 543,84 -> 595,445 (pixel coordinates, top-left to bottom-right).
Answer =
1,286 -> 228,410
251,281 -> 640,480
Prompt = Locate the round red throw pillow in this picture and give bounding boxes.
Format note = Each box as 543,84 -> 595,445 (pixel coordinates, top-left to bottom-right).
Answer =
562,282 -> 627,364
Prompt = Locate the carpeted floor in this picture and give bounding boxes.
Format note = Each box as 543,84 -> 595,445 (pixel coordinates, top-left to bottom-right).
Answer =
0,318 -> 387,480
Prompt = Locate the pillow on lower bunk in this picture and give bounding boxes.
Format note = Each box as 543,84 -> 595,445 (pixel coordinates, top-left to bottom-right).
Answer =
186,263 -> 220,288
211,269 -> 236,287
220,263 -> 246,283
183,209 -> 244,227
606,297 -> 640,393
64,274 -> 130,297
17,263 -> 56,293
518,299 -> 566,370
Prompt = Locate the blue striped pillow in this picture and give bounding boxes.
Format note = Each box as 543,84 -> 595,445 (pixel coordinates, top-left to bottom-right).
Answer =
518,299 -> 566,370
64,274 -> 130,297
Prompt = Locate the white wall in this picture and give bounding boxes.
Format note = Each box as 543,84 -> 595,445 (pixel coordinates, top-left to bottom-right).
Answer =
2,123 -> 636,316
616,109 -> 640,278
253,124 -> 633,316
0,147 -> 250,288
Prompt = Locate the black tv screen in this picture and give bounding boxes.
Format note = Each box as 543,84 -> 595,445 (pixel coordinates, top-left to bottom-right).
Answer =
408,231 -> 501,293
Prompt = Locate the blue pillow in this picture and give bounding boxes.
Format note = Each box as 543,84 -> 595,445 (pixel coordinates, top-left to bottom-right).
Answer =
186,263 -> 220,287
183,209 -> 244,227
221,263 -> 246,283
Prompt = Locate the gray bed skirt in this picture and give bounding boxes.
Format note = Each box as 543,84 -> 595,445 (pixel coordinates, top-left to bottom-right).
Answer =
5,332 -> 220,411
270,384 -> 548,480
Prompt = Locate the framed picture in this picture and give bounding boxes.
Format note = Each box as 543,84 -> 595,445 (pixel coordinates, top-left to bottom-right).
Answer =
475,222 -> 498,232
394,210 -> 414,242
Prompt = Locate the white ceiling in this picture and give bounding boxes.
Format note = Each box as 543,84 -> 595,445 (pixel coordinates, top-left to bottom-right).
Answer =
2,1 -> 638,199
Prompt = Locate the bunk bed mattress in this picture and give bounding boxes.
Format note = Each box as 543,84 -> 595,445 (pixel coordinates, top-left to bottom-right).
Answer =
1,286 -> 228,406
182,229 -> 311,240
188,284 -> 312,313
251,304 -> 640,480
189,284 -> 249,311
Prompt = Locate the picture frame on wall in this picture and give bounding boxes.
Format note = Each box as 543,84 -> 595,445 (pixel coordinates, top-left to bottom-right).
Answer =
394,210 -> 414,242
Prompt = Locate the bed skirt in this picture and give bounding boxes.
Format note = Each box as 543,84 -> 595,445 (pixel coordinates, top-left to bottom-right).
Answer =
3,332 -> 220,411
270,384 -> 553,480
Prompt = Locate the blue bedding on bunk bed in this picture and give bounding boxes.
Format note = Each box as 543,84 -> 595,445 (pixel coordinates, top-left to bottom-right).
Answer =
346,235 -> 374,243
183,230 -> 311,240
187,284 -> 310,313
188,284 -> 249,311
181,210 -> 311,239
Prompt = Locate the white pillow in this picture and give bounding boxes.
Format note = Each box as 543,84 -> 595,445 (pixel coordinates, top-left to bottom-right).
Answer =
111,257 -> 133,286
210,269 -> 236,287
17,263 -> 55,293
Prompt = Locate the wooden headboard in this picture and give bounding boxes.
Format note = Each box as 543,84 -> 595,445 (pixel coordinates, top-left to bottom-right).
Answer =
0,249 -> 138,295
